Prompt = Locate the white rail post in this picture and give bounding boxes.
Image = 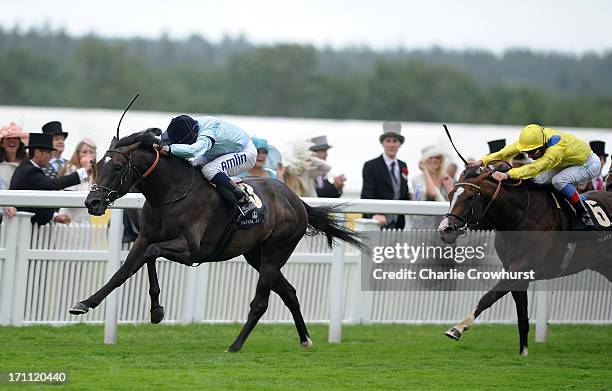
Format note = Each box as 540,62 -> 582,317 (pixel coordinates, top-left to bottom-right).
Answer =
351,218 -> 378,324
328,213 -> 346,343
181,267 -> 197,324
535,280 -> 550,342
1,213 -> 30,325
10,212 -> 34,326
192,263 -> 209,323
104,208 -> 123,344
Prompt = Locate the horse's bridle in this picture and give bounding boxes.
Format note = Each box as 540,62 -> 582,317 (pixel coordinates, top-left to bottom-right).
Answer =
90,146 -> 160,207
444,173 -> 527,233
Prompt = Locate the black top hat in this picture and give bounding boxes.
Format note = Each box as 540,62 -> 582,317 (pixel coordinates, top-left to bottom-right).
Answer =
42,121 -> 68,139
487,139 -> 506,154
379,121 -> 404,144
309,135 -> 333,151
589,140 -> 608,158
26,133 -> 57,151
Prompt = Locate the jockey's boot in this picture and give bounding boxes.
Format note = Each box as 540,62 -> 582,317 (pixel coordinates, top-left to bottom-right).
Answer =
210,172 -> 257,217
573,199 -> 595,230
229,182 -> 258,217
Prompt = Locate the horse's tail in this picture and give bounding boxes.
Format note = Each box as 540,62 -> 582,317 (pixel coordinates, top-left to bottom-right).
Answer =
302,201 -> 369,253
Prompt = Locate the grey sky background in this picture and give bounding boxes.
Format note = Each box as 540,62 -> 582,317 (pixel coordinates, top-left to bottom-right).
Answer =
1,0 -> 611,53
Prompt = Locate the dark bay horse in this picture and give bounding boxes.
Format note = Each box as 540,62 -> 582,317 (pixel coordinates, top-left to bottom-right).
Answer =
439,165 -> 612,355
69,129 -> 365,352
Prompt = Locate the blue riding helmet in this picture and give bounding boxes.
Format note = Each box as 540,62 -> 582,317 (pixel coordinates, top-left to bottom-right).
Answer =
166,115 -> 198,144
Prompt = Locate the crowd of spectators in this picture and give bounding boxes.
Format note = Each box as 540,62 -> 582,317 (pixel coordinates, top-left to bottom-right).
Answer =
0,118 -> 609,232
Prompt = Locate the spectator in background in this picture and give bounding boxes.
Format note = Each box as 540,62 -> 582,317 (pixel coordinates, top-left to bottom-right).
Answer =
57,138 -> 97,223
40,121 -> 68,178
589,141 -> 608,191
0,122 -> 28,186
361,121 -> 410,230
411,145 -> 453,202
0,122 -> 28,222
9,133 -> 91,226
243,137 -> 281,179
282,140 -> 331,197
309,135 -> 345,198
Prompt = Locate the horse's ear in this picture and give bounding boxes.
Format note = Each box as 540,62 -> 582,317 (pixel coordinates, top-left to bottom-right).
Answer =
110,136 -> 119,149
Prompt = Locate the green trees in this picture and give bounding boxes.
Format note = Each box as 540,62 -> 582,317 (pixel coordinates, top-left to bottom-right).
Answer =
0,28 -> 610,127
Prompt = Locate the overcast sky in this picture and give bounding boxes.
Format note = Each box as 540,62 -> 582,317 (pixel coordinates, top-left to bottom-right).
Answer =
1,0 -> 611,53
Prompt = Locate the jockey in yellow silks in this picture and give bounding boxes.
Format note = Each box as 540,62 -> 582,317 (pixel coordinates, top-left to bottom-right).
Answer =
476,124 -> 601,228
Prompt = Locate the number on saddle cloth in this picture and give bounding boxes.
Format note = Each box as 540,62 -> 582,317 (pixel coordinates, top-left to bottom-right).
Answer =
583,197 -> 612,230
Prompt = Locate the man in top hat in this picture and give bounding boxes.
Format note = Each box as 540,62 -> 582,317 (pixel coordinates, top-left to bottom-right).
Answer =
10,133 -> 91,225
309,135 -> 345,198
41,121 -> 69,178
589,140 -> 608,191
361,121 -> 410,229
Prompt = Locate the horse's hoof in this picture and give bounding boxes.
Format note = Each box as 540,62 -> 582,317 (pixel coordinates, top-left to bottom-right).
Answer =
150,306 -> 165,324
69,302 -> 89,315
225,346 -> 240,353
520,347 -> 528,357
301,337 -> 313,349
444,326 -> 462,341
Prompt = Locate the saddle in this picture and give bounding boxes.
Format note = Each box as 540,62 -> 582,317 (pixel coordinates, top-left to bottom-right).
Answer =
204,178 -> 266,262
548,188 -> 612,231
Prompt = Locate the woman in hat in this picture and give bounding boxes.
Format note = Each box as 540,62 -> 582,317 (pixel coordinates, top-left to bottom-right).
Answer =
281,139 -> 331,197
242,137 -> 281,179
57,138 -> 98,223
0,122 -> 28,186
472,124 -> 600,229
0,122 -> 27,219
411,145 -> 454,202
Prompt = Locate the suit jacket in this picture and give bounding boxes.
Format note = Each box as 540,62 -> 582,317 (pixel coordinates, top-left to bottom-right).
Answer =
361,155 -> 410,229
315,176 -> 342,198
10,160 -> 81,225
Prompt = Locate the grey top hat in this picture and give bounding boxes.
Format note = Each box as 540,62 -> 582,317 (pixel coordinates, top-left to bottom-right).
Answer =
309,135 -> 332,151
379,121 -> 404,144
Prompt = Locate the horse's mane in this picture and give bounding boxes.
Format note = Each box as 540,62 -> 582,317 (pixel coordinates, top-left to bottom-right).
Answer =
113,129 -> 194,169
114,129 -> 159,149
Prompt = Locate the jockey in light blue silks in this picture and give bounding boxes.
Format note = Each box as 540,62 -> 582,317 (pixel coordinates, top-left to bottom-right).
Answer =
157,115 -> 258,217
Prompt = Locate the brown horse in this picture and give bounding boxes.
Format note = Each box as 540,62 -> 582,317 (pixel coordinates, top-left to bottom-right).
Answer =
439,164 -> 612,355
69,128 -> 365,352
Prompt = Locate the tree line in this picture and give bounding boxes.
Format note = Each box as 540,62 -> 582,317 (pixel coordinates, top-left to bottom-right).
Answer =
1,27 -> 611,127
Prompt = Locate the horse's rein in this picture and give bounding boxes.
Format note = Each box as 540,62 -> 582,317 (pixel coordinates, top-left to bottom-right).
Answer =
453,171 -> 523,223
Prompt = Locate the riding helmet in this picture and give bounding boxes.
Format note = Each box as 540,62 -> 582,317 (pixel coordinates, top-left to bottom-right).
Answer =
516,124 -> 546,152
166,115 -> 198,144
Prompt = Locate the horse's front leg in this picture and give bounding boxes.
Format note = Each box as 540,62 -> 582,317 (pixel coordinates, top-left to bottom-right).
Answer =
147,261 -> 164,324
70,238 -> 148,315
445,278 -> 528,342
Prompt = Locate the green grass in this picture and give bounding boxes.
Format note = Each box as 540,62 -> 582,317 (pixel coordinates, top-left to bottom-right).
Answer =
0,324 -> 611,390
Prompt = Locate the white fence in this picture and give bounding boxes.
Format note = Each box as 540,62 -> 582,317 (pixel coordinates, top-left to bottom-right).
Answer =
0,191 -> 610,343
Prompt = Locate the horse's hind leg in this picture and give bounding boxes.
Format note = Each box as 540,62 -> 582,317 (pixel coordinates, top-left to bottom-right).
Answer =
70,238 -> 148,314
272,274 -> 311,348
511,290 -> 529,356
227,258 -> 281,353
243,246 -> 311,349
147,261 -> 164,324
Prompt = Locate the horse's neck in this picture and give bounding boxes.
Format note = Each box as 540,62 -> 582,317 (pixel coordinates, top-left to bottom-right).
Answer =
136,158 -> 213,205
486,186 -> 558,231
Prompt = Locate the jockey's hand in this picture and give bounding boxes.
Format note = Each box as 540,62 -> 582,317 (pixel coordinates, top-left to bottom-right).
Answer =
372,214 -> 388,226
467,159 -> 483,167
491,171 -> 509,181
153,144 -> 170,155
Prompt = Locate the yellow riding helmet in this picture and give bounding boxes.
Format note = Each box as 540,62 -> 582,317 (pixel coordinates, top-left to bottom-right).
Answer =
516,124 -> 546,152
